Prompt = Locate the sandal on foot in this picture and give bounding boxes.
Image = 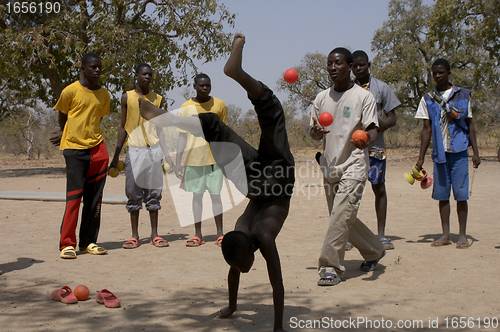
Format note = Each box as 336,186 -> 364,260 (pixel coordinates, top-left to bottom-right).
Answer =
345,241 -> 354,251
81,243 -> 107,255
360,250 -> 386,272
380,237 -> 395,250
151,236 -> 169,247
317,272 -> 341,286
60,246 -> 77,259
96,289 -> 121,308
456,241 -> 470,249
51,286 -> 78,304
431,239 -> 452,247
123,238 -> 140,249
186,236 -> 205,247
215,236 -> 224,247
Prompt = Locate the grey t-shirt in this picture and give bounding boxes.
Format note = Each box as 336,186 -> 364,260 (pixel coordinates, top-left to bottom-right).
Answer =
367,77 -> 401,151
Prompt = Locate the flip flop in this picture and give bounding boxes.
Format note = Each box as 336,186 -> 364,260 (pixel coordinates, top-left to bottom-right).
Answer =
317,272 -> 341,286
431,239 -> 453,247
150,236 -> 169,247
456,241 -> 471,249
215,236 -> 224,247
60,246 -> 77,259
123,238 -> 140,249
96,289 -> 121,308
51,286 -> 78,304
186,236 -> 205,247
80,243 -> 108,255
380,237 -> 395,250
360,250 -> 386,272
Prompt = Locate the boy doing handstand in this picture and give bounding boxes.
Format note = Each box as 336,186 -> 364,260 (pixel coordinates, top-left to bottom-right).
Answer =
139,33 -> 294,332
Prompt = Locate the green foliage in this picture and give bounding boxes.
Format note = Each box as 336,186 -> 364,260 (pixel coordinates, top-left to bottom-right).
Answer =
0,0 -> 235,119
371,0 -> 500,144
276,53 -> 331,112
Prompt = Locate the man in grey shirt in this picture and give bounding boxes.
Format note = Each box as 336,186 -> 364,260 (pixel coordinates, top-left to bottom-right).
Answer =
352,50 -> 400,250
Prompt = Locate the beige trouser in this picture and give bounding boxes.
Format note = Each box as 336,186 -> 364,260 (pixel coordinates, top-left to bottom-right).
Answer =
318,178 -> 385,279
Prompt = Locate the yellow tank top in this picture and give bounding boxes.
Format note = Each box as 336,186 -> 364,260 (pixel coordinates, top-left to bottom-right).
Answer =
124,90 -> 163,147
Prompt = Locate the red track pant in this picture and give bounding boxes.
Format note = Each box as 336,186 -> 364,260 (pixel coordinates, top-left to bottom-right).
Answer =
60,141 -> 108,250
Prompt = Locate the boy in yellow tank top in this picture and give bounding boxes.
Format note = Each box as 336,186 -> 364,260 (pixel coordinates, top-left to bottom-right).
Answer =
50,52 -> 110,259
110,63 -> 174,249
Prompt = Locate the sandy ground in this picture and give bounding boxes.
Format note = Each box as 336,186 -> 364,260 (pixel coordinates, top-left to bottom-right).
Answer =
1,149 -> 499,332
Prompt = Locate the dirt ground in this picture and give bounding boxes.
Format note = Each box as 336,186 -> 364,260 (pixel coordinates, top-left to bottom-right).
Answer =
1,148 -> 499,332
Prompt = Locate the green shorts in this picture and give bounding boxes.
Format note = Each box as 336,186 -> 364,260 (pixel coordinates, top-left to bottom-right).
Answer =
182,164 -> 223,195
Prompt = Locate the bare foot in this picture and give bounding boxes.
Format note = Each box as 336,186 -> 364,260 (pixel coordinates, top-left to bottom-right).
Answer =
431,234 -> 452,247
218,306 -> 235,318
456,235 -> 470,248
223,33 -> 245,79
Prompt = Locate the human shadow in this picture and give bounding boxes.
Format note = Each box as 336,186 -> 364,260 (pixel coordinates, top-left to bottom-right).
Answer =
409,233 -> 479,245
0,257 -> 44,274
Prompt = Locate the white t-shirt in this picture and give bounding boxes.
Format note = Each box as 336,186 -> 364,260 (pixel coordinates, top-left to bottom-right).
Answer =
311,84 -> 378,182
415,88 -> 472,152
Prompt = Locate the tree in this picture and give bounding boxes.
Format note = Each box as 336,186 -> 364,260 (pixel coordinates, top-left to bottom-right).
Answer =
371,0 -> 500,144
0,0 -> 235,122
431,0 -> 500,67
276,52 -> 331,112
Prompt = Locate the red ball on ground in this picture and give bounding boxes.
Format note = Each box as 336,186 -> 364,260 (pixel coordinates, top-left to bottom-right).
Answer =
284,68 -> 298,84
318,112 -> 333,127
74,285 -> 89,301
352,130 -> 368,143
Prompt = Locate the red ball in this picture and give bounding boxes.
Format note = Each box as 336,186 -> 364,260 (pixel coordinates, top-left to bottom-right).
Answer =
284,68 -> 298,84
74,285 -> 89,301
352,130 -> 368,143
318,112 -> 333,127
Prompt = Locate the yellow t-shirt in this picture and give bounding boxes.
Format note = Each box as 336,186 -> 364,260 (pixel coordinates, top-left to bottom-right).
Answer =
55,81 -> 110,150
124,90 -> 163,147
179,97 -> 227,166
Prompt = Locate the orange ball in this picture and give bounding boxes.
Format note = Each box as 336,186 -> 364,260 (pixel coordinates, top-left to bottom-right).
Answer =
284,68 -> 298,84
318,112 -> 333,127
74,285 -> 89,301
352,130 -> 368,143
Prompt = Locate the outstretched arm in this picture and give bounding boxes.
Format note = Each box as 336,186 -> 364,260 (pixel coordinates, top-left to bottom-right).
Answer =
218,266 -> 240,318
416,119 -> 431,169
259,233 -> 285,332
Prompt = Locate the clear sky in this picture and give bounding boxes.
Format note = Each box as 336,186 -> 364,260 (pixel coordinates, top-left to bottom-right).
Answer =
166,0 -> 432,113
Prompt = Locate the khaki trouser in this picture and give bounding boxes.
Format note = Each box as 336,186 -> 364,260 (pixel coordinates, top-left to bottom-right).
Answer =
318,178 -> 384,279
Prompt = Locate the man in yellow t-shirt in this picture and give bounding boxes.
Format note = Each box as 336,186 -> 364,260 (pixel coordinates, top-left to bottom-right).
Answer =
175,73 -> 227,247
50,52 -> 110,259
110,63 -> 174,249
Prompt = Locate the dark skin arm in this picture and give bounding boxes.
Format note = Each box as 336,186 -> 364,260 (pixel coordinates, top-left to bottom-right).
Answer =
219,266 -> 240,318
309,116 -> 330,141
351,123 -> 378,149
110,93 -> 129,168
219,199 -> 289,332
49,111 -> 67,146
175,132 -> 187,179
377,109 -> 397,132
465,117 -> 480,168
416,119 -> 432,170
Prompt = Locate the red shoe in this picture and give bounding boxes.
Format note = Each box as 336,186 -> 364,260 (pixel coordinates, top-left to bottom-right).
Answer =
96,289 -> 121,308
51,286 -> 78,304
